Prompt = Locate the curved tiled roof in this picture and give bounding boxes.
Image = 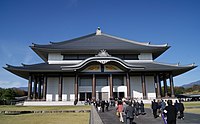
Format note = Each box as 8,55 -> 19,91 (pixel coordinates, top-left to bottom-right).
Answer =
4,56 -> 196,79
31,32 -> 170,61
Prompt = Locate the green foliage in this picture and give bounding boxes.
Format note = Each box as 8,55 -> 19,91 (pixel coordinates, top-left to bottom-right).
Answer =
174,86 -> 185,95
174,85 -> 200,95
160,85 -> 200,96
0,88 -> 27,105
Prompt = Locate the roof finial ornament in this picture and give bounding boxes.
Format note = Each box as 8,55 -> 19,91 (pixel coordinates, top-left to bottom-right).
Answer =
95,49 -> 111,57
96,27 -> 101,35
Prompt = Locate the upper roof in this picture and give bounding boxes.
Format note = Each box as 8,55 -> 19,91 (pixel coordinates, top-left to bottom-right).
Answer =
31,28 -> 170,61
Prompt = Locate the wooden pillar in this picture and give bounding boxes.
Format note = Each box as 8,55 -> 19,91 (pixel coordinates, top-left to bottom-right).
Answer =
92,74 -> 96,101
169,73 -> 175,98
159,77 -> 162,97
163,74 -> 168,97
27,75 -> 32,100
42,76 -> 47,101
38,77 -> 42,100
33,76 -> 37,100
109,74 -> 113,100
74,74 -> 78,101
156,74 -> 161,98
141,74 -> 147,99
58,75 -> 63,101
126,73 -> 131,99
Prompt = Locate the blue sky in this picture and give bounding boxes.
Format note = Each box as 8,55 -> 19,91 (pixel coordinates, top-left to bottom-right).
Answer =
0,0 -> 200,88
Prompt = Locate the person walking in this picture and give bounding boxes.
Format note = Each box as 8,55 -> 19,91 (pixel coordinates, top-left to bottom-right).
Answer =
178,100 -> 185,120
135,100 -> 140,118
101,100 -> 105,112
105,100 -> 109,111
96,100 -> 101,112
151,99 -> 158,118
164,100 -> 177,124
117,100 -> 124,123
122,100 -> 128,123
140,100 -> 145,115
161,99 -> 166,115
125,102 -> 135,124
174,100 -> 179,116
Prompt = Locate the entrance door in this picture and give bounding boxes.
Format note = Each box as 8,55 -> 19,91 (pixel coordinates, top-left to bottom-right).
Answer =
113,92 -> 125,99
80,93 -> 85,101
113,92 -> 118,100
119,92 -> 125,99
86,92 -> 92,100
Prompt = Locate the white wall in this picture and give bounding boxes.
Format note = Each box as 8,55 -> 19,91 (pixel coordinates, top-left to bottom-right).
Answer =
46,77 -> 59,101
138,53 -> 153,60
48,53 -> 63,61
48,53 -> 82,64
62,77 -> 75,101
130,76 -> 143,99
130,76 -> 156,100
145,76 -> 156,100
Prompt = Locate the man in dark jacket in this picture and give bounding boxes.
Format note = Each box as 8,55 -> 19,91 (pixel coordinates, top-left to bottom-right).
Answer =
178,100 -> 185,120
165,100 -> 177,124
125,102 -> 135,124
151,99 -> 158,118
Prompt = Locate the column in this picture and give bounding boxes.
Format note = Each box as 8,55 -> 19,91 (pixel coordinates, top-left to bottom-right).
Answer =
159,77 -> 162,97
33,75 -> 37,100
155,74 -> 161,98
92,74 -> 96,101
42,76 -> 47,101
38,77 -> 42,100
169,73 -> 175,98
109,74 -> 113,100
141,74 -> 147,99
58,75 -> 63,101
126,73 -> 131,99
27,75 -> 32,100
163,74 -> 168,97
74,74 -> 78,101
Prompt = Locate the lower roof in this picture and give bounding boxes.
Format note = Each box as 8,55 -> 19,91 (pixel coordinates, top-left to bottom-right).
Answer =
4,57 -> 197,80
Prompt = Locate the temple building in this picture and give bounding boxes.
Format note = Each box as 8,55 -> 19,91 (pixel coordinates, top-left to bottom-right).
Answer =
4,28 -> 196,103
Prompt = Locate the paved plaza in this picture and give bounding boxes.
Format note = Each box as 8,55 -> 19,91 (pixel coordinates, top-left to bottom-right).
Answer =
98,107 -> 200,124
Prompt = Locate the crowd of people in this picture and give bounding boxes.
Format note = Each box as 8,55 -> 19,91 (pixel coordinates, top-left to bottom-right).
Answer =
151,99 -> 185,124
92,98 -> 146,124
87,97 -> 185,124
115,99 -> 146,123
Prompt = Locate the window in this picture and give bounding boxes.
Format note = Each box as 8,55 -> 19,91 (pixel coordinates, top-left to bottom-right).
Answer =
79,76 -> 92,86
96,76 -> 108,86
112,54 -> 139,60
113,75 -> 124,86
63,54 -> 94,60
63,54 -> 78,60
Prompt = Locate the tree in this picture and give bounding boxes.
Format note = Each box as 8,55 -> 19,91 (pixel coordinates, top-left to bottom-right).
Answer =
0,88 -> 16,105
174,86 -> 185,95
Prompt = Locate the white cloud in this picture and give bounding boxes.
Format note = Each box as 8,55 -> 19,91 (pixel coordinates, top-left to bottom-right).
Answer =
0,80 -> 26,88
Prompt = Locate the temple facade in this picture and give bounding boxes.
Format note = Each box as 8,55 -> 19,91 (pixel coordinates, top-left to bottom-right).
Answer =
4,28 -> 196,102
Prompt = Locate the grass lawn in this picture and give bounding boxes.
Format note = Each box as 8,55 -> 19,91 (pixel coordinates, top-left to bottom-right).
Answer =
0,105 -> 91,124
0,113 -> 89,124
183,101 -> 200,107
0,105 -> 91,111
184,108 -> 200,114
183,101 -> 200,114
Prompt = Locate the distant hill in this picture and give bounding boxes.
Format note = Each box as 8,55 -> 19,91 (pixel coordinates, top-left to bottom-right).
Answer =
12,87 -> 28,91
182,80 -> 200,88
